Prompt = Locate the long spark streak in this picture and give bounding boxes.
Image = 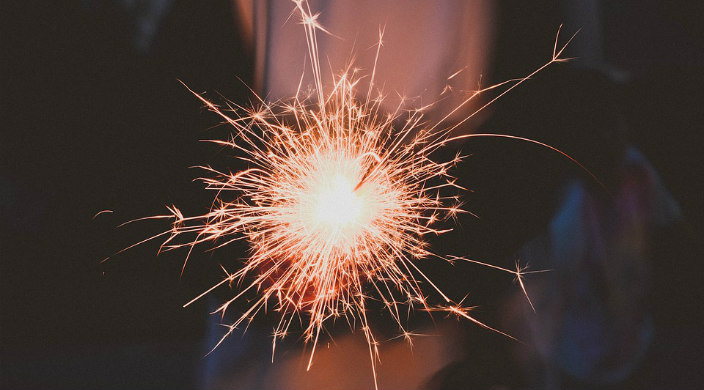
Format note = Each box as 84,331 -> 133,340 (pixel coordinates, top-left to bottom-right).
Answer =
117,3 -> 588,388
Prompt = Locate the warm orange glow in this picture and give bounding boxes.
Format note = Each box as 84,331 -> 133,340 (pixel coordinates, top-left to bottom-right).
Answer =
116,2 -> 587,388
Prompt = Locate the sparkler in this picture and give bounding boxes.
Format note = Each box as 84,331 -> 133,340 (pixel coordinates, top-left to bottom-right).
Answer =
116,1 -> 592,387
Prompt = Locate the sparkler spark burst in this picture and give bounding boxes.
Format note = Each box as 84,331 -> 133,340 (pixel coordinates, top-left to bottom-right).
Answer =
121,1 -> 586,387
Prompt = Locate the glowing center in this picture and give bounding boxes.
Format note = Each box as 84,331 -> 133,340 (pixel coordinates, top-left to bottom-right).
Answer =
294,155 -> 380,250
311,174 -> 363,228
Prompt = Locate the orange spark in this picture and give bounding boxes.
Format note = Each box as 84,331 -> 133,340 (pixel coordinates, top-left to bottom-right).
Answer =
116,2 -> 587,388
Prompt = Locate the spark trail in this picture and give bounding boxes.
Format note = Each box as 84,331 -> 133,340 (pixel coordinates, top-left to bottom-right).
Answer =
118,2 -> 586,388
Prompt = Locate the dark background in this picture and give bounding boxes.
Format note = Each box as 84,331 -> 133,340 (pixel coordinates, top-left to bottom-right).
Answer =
2,1 -> 703,388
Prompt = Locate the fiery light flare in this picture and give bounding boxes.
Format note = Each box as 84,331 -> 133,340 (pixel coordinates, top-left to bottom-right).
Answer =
112,1 -> 594,387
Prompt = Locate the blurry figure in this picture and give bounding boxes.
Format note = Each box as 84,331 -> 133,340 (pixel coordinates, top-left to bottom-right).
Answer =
506,148 -> 680,387
199,1 -> 684,389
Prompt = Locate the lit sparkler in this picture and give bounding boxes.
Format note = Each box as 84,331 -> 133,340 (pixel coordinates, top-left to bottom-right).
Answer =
118,1 -> 590,387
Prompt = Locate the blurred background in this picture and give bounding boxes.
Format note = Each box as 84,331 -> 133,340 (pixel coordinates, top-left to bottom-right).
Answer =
2,1 -> 703,388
